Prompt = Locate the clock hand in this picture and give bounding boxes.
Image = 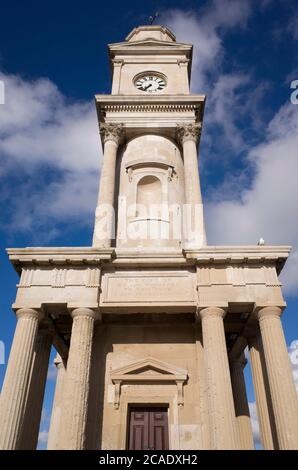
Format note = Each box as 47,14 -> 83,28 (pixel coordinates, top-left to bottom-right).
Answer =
144,83 -> 151,90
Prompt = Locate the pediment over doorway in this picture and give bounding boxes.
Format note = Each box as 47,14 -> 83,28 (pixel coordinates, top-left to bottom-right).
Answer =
111,357 -> 188,379
110,357 -> 188,409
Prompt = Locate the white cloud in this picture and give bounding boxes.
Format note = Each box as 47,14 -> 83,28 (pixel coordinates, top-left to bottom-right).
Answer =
288,340 -> 298,393
0,70 -> 101,238
0,72 -> 100,172
205,73 -> 251,151
288,12 -> 298,40
249,401 -> 261,448
161,0 -> 251,91
38,429 -> 49,446
37,407 -> 51,449
206,101 -> 298,294
161,3 -> 267,159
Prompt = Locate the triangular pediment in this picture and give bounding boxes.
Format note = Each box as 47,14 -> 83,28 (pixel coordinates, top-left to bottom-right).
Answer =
127,365 -> 169,376
108,40 -> 192,59
110,357 -> 188,381
110,39 -> 191,49
110,357 -> 188,408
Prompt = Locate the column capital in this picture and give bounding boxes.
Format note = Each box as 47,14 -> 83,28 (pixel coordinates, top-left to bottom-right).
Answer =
199,306 -> 226,320
177,58 -> 189,67
70,307 -> 101,322
112,59 -> 124,66
257,306 -> 283,321
176,123 -> 202,145
100,123 -> 124,145
16,308 -> 43,321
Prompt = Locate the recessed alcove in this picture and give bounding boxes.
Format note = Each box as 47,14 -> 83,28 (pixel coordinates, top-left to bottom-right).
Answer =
117,135 -> 185,248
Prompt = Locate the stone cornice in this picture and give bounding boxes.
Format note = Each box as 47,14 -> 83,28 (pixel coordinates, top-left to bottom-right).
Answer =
96,95 -> 206,126
96,94 -> 206,107
102,103 -> 200,113
7,245 -> 291,273
108,42 -> 191,55
186,246 -> 291,275
7,247 -> 114,274
185,246 -> 291,273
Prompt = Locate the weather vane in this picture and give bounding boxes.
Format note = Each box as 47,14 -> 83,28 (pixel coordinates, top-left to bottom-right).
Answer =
148,12 -> 159,25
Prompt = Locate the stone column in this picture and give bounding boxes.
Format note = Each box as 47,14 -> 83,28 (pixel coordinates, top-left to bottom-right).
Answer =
47,354 -> 66,450
200,307 -> 239,449
0,308 -> 42,449
247,330 -> 278,449
230,354 -> 254,449
177,123 -> 206,247
194,325 -> 211,449
257,307 -> 298,449
92,123 -> 124,248
19,327 -> 53,449
60,308 -> 99,450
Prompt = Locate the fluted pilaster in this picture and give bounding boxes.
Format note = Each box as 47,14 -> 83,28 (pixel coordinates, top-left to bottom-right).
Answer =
247,330 -> 278,449
0,308 -> 42,449
200,307 -> 239,449
257,307 -> 298,449
47,354 -> 66,450
61,308 -> 99,449
230,354 -> 254,449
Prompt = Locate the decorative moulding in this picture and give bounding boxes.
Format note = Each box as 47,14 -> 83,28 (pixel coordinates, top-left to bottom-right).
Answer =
110,357 -> 188,409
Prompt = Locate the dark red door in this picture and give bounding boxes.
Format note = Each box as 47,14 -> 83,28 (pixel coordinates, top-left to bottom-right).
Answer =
128,407 -> 169,450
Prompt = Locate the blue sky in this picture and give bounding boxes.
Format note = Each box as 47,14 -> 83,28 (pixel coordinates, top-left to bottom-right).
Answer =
0,0 -> 298,449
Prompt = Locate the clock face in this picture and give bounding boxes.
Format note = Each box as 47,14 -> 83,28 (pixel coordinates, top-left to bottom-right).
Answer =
135,74 -> 166,93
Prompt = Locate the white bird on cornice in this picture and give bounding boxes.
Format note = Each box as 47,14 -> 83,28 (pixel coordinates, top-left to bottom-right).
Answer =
258,237 -> 266,246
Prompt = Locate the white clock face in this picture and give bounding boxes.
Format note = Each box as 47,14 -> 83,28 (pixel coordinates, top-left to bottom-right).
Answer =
135,75 -> 166,93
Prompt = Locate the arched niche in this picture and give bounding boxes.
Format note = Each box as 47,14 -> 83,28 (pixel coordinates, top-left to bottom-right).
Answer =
136,175 -> 162,218
117,134 -> 185,248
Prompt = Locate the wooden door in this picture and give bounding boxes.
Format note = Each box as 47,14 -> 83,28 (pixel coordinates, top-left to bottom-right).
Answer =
128,407 -> 169,450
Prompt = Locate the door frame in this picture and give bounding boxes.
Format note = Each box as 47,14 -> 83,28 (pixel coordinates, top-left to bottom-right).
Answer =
118,394 -> 179,450
126,403 -> 170,450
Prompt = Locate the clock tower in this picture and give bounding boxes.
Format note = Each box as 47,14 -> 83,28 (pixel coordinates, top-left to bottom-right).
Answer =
2,25 -> 297,452
92,25 -> 206,249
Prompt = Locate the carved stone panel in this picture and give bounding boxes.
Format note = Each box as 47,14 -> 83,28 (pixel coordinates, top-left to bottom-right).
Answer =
100,269 -> 196,306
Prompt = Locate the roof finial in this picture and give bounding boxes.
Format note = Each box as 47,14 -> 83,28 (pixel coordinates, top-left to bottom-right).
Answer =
148,12 -> 159,25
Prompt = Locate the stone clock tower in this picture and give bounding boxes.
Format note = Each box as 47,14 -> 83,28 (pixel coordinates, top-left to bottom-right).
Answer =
1,25 -> 298,451
92,25 -> 206,251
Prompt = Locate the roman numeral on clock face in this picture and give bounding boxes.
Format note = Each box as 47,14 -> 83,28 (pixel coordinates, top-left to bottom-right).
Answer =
134,75 -> 166,92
